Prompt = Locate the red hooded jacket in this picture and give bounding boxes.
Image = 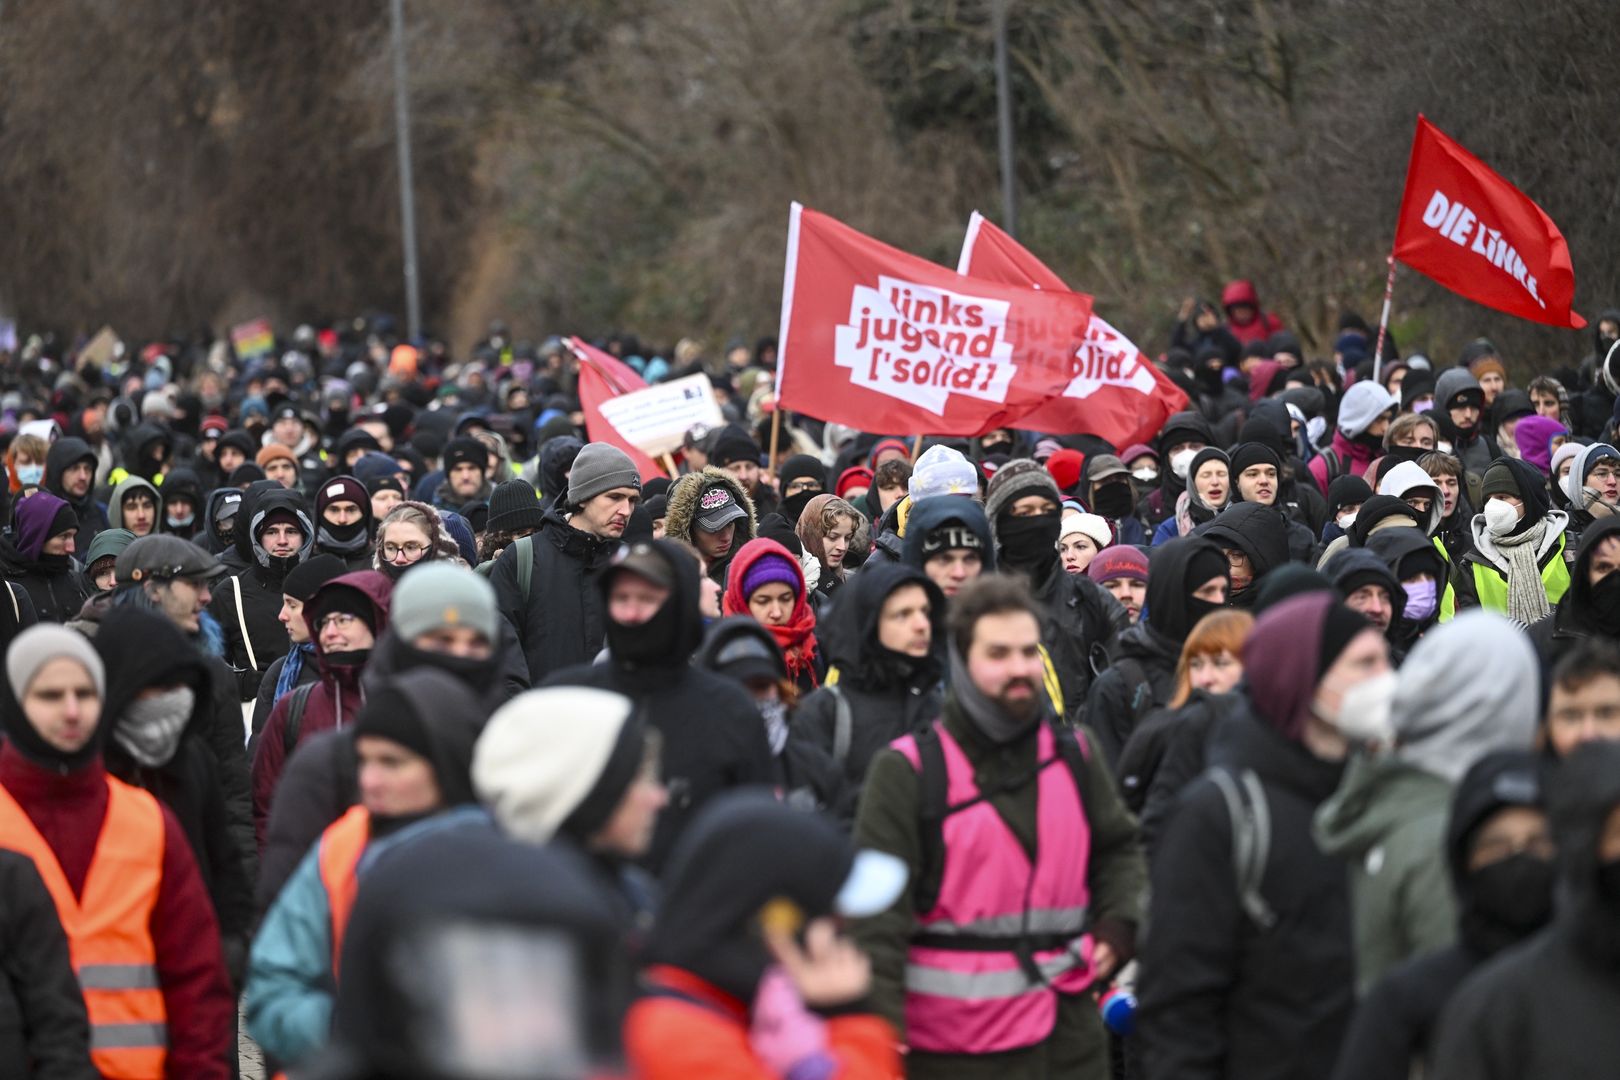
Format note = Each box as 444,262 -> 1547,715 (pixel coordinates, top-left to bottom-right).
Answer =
1222,279 -> 1285,346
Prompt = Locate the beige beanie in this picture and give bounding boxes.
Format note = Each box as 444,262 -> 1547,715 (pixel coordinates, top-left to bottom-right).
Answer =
472,686 -> 638,844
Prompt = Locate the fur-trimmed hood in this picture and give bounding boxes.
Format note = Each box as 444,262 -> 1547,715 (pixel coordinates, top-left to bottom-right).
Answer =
371,500 -> 465,571
664,466 -> 758,550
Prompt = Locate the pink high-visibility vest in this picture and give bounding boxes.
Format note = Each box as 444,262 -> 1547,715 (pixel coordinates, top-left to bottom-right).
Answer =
892,722 -> 1095,1055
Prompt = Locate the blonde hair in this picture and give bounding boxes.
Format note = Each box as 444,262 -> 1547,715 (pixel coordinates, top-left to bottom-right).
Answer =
7,434 -> 48,493
1168,609 -> 1255,708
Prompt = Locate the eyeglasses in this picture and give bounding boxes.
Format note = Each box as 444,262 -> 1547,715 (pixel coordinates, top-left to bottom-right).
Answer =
319,613 -> 361,632
381,541 -> 428,560
1588,467 -> 1618,483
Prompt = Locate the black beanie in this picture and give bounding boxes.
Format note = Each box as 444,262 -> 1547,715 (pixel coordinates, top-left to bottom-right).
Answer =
1319,601 -> 1372,673
310,584 -> 378,635
46,503 -> 78,541
1228,442 -> 1283,479
283,554 -> 348,602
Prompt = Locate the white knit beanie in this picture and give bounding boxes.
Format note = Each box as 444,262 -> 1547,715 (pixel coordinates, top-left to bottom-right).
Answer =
7,625 -> 104,699
472,686 -> 637,844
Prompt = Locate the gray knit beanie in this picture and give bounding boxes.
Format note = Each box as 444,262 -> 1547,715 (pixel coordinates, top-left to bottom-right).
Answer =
7,625 -> 105,699
390,562 -> 499,643
983,458 -> 1062,546
566,443 -> 641,507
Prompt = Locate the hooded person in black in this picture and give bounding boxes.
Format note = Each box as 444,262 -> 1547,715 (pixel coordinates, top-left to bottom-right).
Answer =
1527,515 -> 1620,667
120,421 -> 171,483
0,491 -> 93,624
695,617 -> 845,818
1331,749 -> 1554,1080
1142,411 -> 1217,528
1324,546 -> 1406,650
899,494 -> 996,602
95,605 -> 254,981
984,460 -> 1130,722
1228,439 -> 1319,564
540,540 -> 775,872
1088,537 -> 1231,765
1198,501 -> 1292,609
795,563 -> 945,818
535,434 -> 583,510
1245,405 -> 1329,535
1432,740 -> 1620,1080
43,436 -> 109,544
208,485 -> 314,700
159,466 -> 205,542
203,487 -> 247,564
1573,308 -> 1620,438
1365,527 -> 1447,658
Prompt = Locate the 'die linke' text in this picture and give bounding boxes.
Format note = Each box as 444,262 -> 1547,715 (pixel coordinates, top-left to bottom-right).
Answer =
1421,190 -> 1545,308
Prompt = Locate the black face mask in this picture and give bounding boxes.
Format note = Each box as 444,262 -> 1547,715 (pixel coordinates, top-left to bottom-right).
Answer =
1185,593 -> 1226,626
1471,853 -> 1557,933
318,519 -> 370,554
607,597 -> 680,666
395,639 -> 495,689
778,489 -> 820,529
982,439 -> 1013,457
1584,569 -> 1620,634
997,511 -> 1061,573
1092,481 -> 1135,520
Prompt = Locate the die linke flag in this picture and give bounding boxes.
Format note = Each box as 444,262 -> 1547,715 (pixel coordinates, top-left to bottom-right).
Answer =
570,336 -> 668,481
774,203 -> 1095,437
957,211 -> 1188,448
1393,115 -> 1585,329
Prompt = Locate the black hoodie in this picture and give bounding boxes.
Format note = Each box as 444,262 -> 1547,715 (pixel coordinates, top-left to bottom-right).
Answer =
206,485 -> 314,698
643,790 -> 856,1002
1527,515 -> 1620,668
1430,742 -> 1620,1080
95,606 -> 254,973
1198,502 -> 1292,608
44,436 -> 108,543
1143,411 -> 1218,527
796,563 -> 944,816
1088,536 -> 1229,765
541,540 -> 775,872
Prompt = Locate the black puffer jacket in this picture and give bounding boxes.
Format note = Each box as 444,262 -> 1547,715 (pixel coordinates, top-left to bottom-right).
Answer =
95,606 -> 254,981
541,541 -> 775,873
208,485 -> 315,699
795,563 -> 944,820
489,507 -> 619,683
1139,709 -> 1353,1080
0,849 -> 95,1078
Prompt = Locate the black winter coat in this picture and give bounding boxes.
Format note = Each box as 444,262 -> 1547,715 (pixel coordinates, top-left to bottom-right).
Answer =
208,561 -> 297,700
1030,559 -> 1129,724
489,509 -> 618,684
1139,710 -> 1354,1080
1086,623 -> 1182,768
0,546 -> 90,626
1329,944 -> 1480,1080
254,730 -> 357,914
0,850 -> 96,1078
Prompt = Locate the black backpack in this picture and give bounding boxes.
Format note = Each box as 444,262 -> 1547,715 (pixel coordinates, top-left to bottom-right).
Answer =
280,682 -> 317,760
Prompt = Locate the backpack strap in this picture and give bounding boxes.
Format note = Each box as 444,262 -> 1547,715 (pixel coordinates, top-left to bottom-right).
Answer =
1209,767 -> 1278,930
913,726 -> 951,916
281,683 -> 316,761
7,582 -> 17,624
829,685 -> 853,768
515,534 -> 535,605
230,574 -> 259,672
1319,448 -> 1343,484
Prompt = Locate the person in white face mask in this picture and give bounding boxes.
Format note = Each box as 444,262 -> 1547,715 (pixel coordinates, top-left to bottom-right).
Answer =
1139,591 -> 1391,1080
1314,610 -> 1538,992
1455,457 -> 1572,625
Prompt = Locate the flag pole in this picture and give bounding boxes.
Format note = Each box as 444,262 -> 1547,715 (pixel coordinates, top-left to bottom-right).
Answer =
660,453 -> 678,478
767,405 -> 783,479
1372,253 -> 1397,384
911,435 -> 926,465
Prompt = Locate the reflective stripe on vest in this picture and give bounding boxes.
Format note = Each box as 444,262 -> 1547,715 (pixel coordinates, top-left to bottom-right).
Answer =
318,804 -> 370,977
892,723 -> 1093,1055
1471,534 -> 1571,615
0,776 -> 168,1079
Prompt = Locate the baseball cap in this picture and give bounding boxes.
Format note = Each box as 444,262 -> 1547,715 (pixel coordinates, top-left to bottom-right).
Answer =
607,544 -> 675,591
695,484 -> 747,533
1087,454 -> 1130,483
115,535 -> 228,585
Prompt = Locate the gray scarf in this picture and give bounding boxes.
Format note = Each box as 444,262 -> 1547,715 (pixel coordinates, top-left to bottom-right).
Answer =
948,644 -> 1047,745
115,687 -> 195,767
1490,516 -> 1553,626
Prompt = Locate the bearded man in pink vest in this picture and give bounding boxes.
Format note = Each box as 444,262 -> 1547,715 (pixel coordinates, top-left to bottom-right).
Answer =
853,573 -> 1146,1078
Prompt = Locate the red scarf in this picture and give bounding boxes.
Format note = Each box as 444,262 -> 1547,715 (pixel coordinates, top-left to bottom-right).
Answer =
722,538 -> 820,684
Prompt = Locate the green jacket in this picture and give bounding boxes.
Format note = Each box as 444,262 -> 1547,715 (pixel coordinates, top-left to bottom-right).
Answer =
1313,752 -> 1456,992
851,697 -> 1146,1039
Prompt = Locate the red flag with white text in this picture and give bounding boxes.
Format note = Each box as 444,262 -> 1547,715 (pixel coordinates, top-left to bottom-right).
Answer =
774,203 -> 1094,438
957,212 -> 1187,448
569,337 -> 668,482
1392,115 -> 1584,329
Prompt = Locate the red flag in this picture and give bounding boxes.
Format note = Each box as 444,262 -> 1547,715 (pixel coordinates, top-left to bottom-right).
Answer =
569,337 -> 668,482
1392,116 -> 1584,329
774,203 -> 1094,438
957,212 -> 1187,448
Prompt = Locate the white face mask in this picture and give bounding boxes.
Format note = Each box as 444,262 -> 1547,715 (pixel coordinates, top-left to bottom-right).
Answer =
1483,498 -> 1520,535
1169,448 -> 1198,480
1132,467 -> 1159,484
1322,671 -> 1397,747
1336,512 -> 1358,530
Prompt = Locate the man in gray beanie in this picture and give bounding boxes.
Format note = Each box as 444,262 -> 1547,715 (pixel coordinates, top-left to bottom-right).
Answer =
489,442 -> 642,683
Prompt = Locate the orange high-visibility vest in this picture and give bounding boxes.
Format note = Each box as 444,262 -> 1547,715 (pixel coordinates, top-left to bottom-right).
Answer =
0,775 -> 168,1079
317,804 -> 369,975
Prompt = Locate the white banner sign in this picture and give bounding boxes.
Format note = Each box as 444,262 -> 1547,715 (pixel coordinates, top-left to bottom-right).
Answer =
595,372 -> 724,457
